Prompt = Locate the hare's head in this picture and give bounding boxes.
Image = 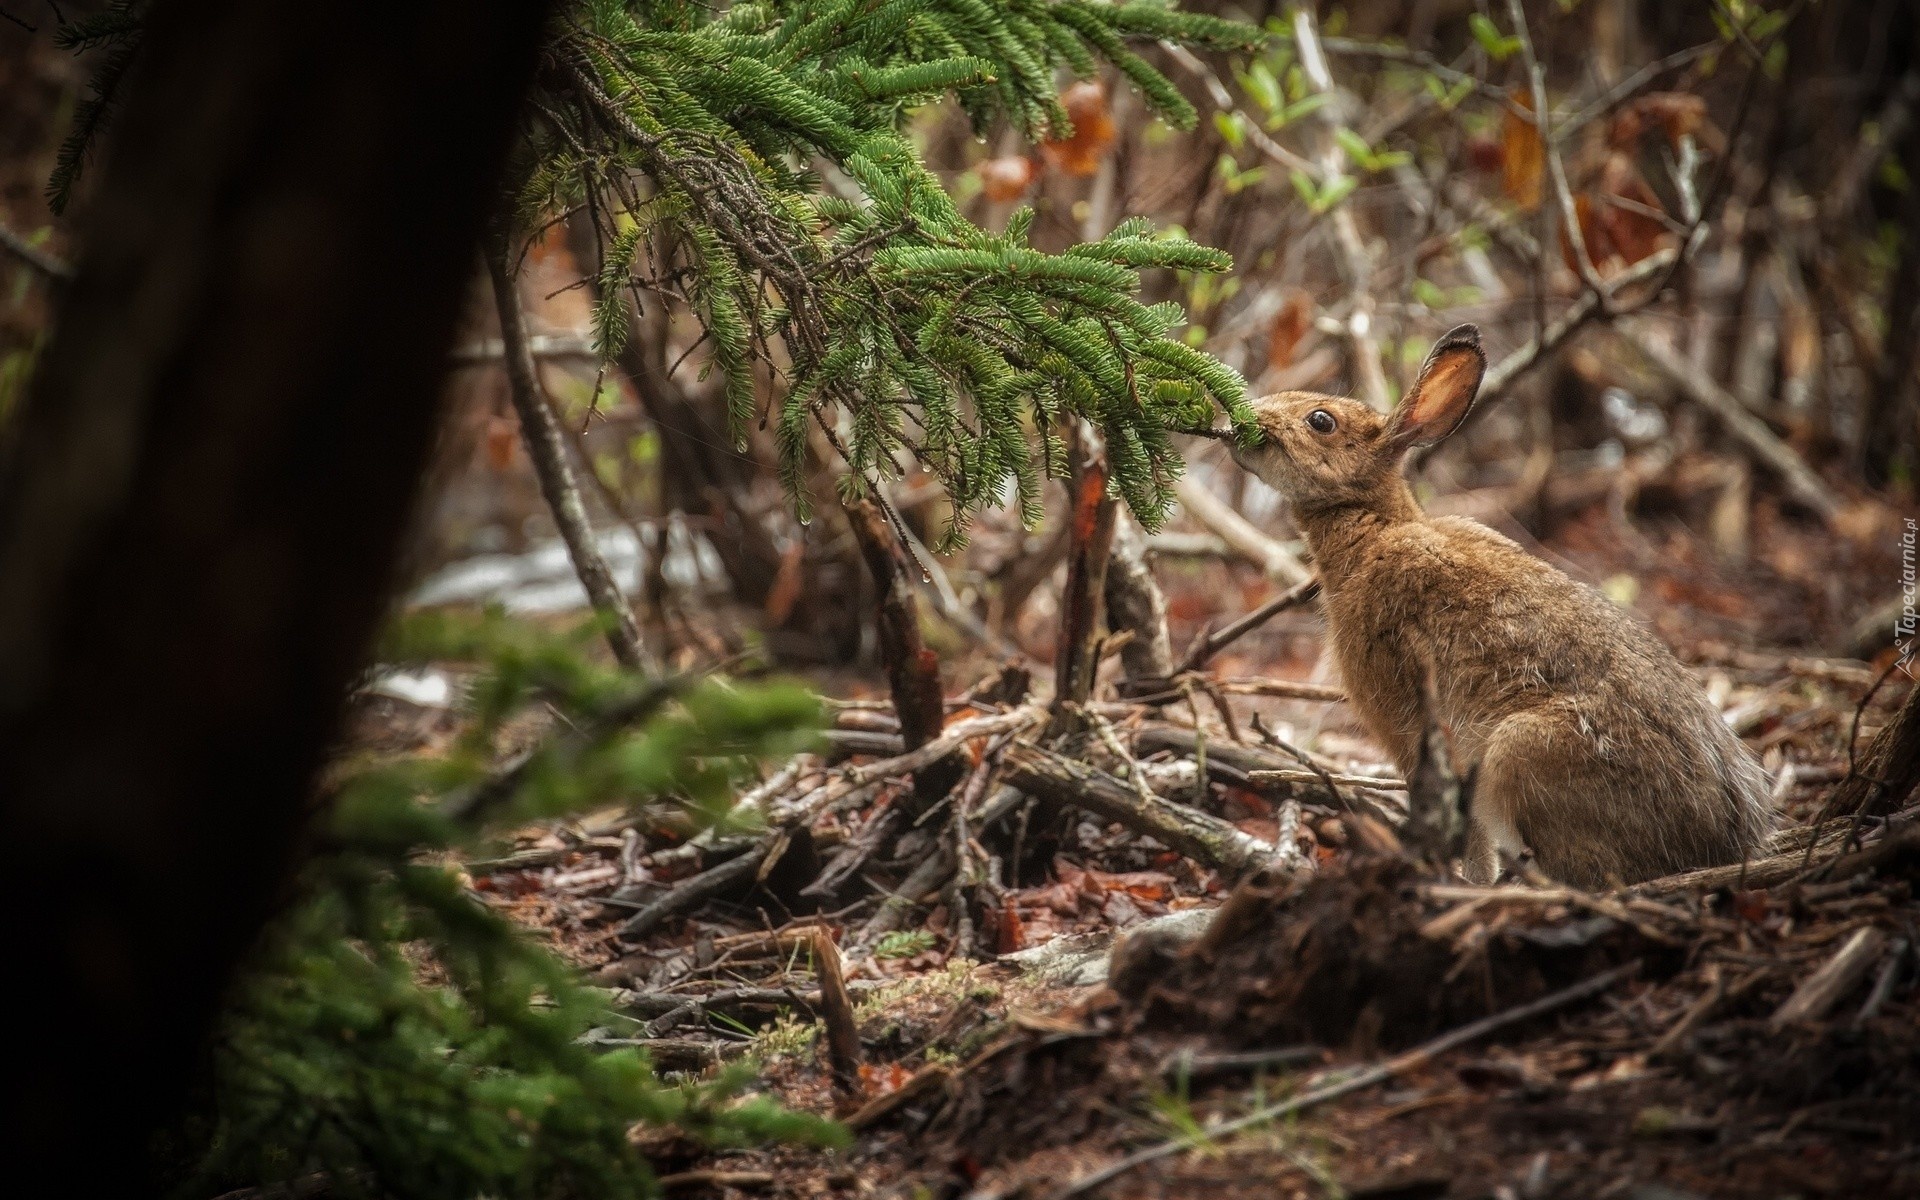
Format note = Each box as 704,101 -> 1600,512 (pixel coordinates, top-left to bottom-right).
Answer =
1232,324 -> 1486,513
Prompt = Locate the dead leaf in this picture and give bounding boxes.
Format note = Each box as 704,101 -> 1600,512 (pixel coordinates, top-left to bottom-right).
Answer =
1561,153 -> 1669,274
858,1061 -> 916,1096
1266,289 -> 1315,375
1501,90 -> 1545,212
484,415 -> 519,472
994,902 -> 1026,953
763,540 -> 807,626
1610,91 -> 1721,154
1042,81 -> 1116,177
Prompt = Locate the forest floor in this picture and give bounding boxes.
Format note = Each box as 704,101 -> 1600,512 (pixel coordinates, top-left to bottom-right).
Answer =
358,487 -> 1920,1200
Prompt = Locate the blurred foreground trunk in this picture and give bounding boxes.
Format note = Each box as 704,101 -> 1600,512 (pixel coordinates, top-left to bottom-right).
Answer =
0,0 -> 553,1178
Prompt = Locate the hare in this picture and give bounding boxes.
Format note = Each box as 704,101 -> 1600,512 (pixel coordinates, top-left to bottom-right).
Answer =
1229,325 -> 1772,886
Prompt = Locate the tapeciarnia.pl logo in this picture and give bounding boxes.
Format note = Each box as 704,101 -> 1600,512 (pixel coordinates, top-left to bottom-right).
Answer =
1900,517 -> 1917,678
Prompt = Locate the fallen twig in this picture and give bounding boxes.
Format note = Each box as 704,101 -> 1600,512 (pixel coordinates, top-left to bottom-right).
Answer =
807,926 -> 864,1103
617,846 -> 769,940
1051,961 -> 1640,1198
1003,743 -> 1274,877
1770,926 -> 1889,1029
1176,578 -> 1322,674
657,1170 -> 776,1190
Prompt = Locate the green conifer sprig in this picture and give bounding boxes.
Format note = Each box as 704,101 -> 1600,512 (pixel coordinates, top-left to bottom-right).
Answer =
527,0 -> 1264,547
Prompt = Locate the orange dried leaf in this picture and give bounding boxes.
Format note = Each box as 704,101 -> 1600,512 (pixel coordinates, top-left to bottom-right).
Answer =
484,415 -> 520,472
858,1062 -> 915,1095
995,902 -> 1026,953
1266,289 -> 1314,374
1611,92 -> 1718,153
1500,89 -> 1545,212
1564,152 -> 1670,273
1042,81 -> 1116,178
763,540 -> 807,626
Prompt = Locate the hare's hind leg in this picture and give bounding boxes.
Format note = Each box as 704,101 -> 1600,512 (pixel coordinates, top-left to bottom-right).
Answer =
1474,708 -> 1628,888
1462,787 -> 1525,882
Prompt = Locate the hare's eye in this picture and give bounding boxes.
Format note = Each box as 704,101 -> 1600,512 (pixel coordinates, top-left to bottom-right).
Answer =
1306,409 -> 1337,434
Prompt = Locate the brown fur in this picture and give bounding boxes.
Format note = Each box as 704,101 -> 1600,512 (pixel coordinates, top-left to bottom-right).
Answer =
1229,325 -> 1772,886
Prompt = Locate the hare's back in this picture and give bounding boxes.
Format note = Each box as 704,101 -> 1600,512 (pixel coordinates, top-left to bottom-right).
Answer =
1404,516 -> 1687,698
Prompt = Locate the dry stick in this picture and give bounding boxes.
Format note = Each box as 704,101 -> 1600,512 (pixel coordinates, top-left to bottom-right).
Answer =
1050,962 -> 1640,1199
1178,577 -> 1322,673
1171,479 -> 1312,587
842,498 -> 947,756
808,925 -> 864,1103
1853,938 -> 1910,1029
1002,743 -> 1274,877
1292,6 -> 1391,414
1213,677 -> 1347,703
1248,769 -> 1406,791
860,784 -> 1026,941
617,846 -> 768,940
1651,966 -> 1770,1059
0,220 -> 71,283
1618,325 -> 1844,525
1770,926 -> 1889,1029
1634,826 -> 1862,896
485,233 -> 650,671
658,1171 -> 775,1191
622,708 -> 1043,940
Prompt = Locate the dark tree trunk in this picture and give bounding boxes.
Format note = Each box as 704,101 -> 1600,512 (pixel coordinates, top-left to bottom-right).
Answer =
1051,424 -> 1117,727
0,0 -> 554,1178
842,496 -> 961,806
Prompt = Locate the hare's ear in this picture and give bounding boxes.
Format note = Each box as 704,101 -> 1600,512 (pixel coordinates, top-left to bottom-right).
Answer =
1384,324 -> 1485,453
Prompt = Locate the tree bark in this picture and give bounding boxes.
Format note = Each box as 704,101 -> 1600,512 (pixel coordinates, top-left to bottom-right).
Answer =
0,0 -> 554,1177
1828,683 -> 1920,818
1052,423 -> 1116,724
842,496 -> 960,805
485,232 -> 651,671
